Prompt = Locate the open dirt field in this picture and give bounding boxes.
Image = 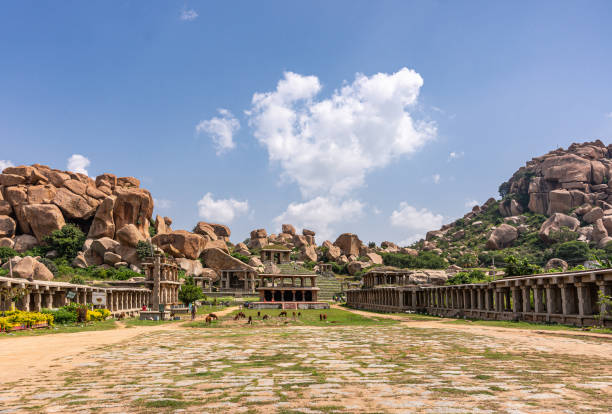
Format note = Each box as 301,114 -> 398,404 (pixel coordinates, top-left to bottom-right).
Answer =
1,308 -> 611,413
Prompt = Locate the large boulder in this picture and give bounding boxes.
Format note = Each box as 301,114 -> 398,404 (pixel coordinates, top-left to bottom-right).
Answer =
13,234 -> 38,253
592,219 -> 608,244
485,224 -> 518,250
202,248 -> 255,273
91,237 -> 120,257
248,237 -> 268,250
21,204 -> 65,242
0,215 -> 16,238
27,185 -> 56,204
541,154 -> 592,183
334,233 -> 363,257
322,240 -> 342,261
0,200 -> 12,216
539,213 -> 580,243
281,224 -> 296,236
299,245 -> 317,262
204,239 -> 230,253
175,258 -> 204,277
116,224 -> 145,248
547,189 -> 573,215
544,258 -> 569,272
88,196 -> 116,239
0,237 -> 14,248
115,245 -> 139,266
302,228 -> 315,237
193,222 -> 218,240
347,261 -> 369,275
195,222 -> 230,241
366,252 -> 383,265
250,228 -> 267,239
154,215 -> 168,235
151,230 -> 204,260
113,187 -> 153,238
52,187 -> 96,220
2,256 -> 53,281
583,207 -> 604,224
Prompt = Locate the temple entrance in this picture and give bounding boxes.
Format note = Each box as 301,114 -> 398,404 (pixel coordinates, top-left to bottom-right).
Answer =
295,291 -> 303,301
283,291 -> 293,301
264,290 -> 273,302
305,291 -> 312,302
274,291 -> 282,301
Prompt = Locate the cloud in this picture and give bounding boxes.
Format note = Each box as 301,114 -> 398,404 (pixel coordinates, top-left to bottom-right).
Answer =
432,174 -> 441,184
373,206 -> 382,215
67,154 -> 90,176
248,68 -> 436,197
154,198 -> 174,209
448,151 -> 464,161
196,109 -> 240,155
390,202 -> 444,244
197,192 -> 249,223
274,197 -> 364,242
180,9 -> 198,21
606,112 -> 612,119
0,160 -> 14,171
464,199 -> 480,209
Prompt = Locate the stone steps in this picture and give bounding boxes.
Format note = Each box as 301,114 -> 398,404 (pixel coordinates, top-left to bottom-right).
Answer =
317,277 -> 343,300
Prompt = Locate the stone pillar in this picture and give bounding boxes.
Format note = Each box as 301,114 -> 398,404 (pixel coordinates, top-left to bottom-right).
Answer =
577,283 -> 593,316
512,287 -> 522,313
19,293 -> 30,311
599,282 -> 612,318
44,292 -> 53,309
32,291 -> 42,312
521,287 -> 531,313
534,286 -> 545,313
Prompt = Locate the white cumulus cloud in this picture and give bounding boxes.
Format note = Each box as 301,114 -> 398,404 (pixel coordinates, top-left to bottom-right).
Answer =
196,109 -> 240,155
248,68 -> 436,197
274,197 -> 364,242
449,151 -> 464,161
197,192 -> 249,224
390,202 -> 444,245
0,160 -> 14,171
67,154 -> 90,176
432,174 -> 441,184
180,9 -> 198,21
154,198 -> 174,209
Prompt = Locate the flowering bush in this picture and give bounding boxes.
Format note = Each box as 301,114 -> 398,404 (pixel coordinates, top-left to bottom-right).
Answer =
42,304 -> 111,325
0,310 -> 54,332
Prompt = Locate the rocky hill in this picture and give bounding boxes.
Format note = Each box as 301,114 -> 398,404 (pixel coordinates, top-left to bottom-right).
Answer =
413,140 -> 612,270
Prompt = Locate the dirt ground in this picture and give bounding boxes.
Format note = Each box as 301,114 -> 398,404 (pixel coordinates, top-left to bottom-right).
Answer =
0,306 -> 610,413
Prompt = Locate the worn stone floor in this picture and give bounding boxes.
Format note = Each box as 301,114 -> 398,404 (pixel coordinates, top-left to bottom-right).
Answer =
1,324 -> 611,413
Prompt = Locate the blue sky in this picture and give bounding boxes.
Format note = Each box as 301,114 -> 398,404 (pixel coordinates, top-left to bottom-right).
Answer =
1,1 -> 612,244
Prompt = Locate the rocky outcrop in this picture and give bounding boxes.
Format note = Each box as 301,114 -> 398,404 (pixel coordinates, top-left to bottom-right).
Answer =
281,224 -> 296,236
176,258 -> 204,277
202,248 -> 254,274
545,258 -> 568,272
116,224 -> 145,248
151,230 -> 205,260
334,233 -> 363,257
485,224 -> 518,250
538,213 -> 580,243
193,222 -> 218,240
113,187 -> 153,239
2,256 -> 54,281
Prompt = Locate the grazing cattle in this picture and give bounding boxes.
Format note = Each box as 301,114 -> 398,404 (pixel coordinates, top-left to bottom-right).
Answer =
298,312 -> 301,317
205,316 -> 212,324
263,314 -> 269,320
234,314 -> 240,321
247,316 -> 252,325
279,311 -> 287,317
208,313 -> 218,320
292,311 -> 296,319
257,311 -> 261,317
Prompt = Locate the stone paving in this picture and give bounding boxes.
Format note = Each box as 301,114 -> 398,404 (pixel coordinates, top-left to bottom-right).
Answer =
1,323 -> 611,413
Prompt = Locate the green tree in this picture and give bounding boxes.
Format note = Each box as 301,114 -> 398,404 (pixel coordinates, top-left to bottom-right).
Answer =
553,241 -> 589,265
0,246 -> 17,262
504,255 -> 540,276
498,181 -> 511,198
136,241 -> 155,260
43,224 -> 85,261
178,277 -> 204,305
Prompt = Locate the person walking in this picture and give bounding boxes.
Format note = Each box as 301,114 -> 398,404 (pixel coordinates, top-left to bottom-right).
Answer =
191,302 -> 197,320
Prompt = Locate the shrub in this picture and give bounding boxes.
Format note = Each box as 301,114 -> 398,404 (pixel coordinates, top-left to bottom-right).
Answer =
0,246 -> 17,262
178,276 -> 203,305
553,241 -> 590,265
547,226 -> 579,244
136,241 -> 154,261
42,308 -> 77,324
456,253 -> 478,268
368,241 -> 376,248
70,275 -> 86,285
331,262 -> 348,275
303,260 -> 316,270
381,251 -> 447,269
504,255 -> 540,276
1,310 -> 54,330
446,269 -> 490,285
231,252 -> 250,264
43,224 -> 85,261
148,224 -> 156,238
